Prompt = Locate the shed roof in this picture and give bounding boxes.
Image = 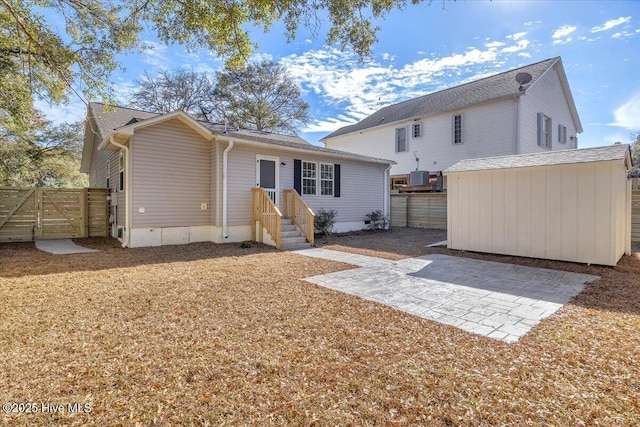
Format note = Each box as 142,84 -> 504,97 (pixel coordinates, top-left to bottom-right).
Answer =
444,144 -> 632,173
322,57 -> 581,140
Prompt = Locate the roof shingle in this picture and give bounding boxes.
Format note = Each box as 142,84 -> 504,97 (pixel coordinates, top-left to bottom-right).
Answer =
444,144 -> 631,173
86,103 -> 394,164
323,57 -> 560,140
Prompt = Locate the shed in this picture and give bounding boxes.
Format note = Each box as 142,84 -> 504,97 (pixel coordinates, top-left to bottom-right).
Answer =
444,144 -> 633,266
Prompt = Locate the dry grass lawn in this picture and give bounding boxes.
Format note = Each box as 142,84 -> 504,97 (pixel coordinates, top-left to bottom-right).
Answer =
1,228 -> 639,426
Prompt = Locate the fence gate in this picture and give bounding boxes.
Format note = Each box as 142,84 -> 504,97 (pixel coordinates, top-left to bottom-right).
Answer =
0,187 -> 108,242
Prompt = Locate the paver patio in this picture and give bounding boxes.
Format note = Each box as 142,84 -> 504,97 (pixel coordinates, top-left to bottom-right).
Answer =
294,248 -> 600,343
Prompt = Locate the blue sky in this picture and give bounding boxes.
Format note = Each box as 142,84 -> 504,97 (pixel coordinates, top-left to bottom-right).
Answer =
38,0 -> 640,148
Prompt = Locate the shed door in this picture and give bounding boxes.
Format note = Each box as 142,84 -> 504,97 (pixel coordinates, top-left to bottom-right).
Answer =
256,156 -> 279,205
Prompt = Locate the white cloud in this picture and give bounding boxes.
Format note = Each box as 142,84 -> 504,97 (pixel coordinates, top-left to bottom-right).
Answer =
35,99 -> 87,125
551,25 -> 577,45
524,20 -> 542,27
552,25 -> 577,39
553,37 -> 573,45
139,40 -> 169,70
485,41 -> 505,48
591,16 -> 632,33
507,32 -> 527,40
609,93 -> 640,129
251,52 -> 274,63
283,34 -> 532,133
611,31 -> 635,40
501,39 -> 530,53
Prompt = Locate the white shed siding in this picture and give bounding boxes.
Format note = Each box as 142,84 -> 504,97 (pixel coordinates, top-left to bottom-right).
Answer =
325,98 -> 516,176
519,65 -> 578,153
447,160 -> 628,266
226,143 -> 387,227
131,119 -> 212,228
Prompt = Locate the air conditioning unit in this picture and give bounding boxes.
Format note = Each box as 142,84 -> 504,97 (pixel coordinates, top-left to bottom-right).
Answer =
410,170 -> 429,186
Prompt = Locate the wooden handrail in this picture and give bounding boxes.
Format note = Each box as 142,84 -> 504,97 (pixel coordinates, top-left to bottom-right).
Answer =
252,188 -> 282,249
283,189 -> 315,246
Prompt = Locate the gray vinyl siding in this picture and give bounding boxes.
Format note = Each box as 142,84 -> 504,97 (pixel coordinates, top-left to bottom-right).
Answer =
87,129 -> 124,227
131,119 -> 212,228
226,143 -> 387,226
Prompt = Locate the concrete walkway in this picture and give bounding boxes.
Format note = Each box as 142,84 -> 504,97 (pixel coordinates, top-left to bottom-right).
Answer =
35,239 -> 99,255
293,248 -> 599,343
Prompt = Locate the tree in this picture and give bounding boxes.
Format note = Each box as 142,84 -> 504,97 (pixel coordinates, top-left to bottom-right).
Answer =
130,69 -> 219,122
1,0 -> 436,128
631,133 -> 640,173
0,120 -> 87,187
214,62 -> 309,134
0,1 -> 138,131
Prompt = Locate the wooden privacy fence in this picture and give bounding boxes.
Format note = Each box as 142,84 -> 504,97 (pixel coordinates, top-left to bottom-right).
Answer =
390,193 -> 447,229
632,178 -> 640,243
0,187 -> 109,242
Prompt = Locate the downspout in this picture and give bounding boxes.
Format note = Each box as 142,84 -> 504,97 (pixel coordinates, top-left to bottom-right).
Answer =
514,95 -> 521,154
109,135 -> 131,248
384,164 -> 392,229
222,140 -> 234,238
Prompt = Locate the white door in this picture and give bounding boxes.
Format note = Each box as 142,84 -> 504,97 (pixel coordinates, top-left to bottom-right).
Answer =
256,155 -> 279,205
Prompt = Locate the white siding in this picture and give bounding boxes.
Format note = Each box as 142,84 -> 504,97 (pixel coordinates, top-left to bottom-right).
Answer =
447,160 -> 629,266
519,65 -> 578,153
324,98 -> 517,176
131,119 -> 212,228
226,143 -> 387,227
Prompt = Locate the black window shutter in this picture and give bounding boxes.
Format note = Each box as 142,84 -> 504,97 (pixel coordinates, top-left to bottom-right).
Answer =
334,164 -> 341,197
294,159 -> 301,194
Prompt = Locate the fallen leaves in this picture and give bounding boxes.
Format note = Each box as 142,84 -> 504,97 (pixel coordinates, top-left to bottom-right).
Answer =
0,230 -> 638,426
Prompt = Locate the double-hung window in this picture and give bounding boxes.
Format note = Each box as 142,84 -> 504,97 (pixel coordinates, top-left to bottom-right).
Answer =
302,161 -> 317,195
452,114 -> 463,144
395,127 -> 407,152
537,113 -> 552,148
320,163 -> 334,196
412,123 -> 422,138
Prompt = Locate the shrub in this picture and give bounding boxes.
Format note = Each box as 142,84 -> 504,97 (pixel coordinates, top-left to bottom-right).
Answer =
239,241 -> 252,248
314,209 -> 337,242
365,210 -> 388,230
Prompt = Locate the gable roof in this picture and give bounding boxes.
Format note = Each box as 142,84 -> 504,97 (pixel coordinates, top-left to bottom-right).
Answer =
87,103 -> 159,138
444,144 -> 632,173
82,103 -> 394,166
322,57 -> 581,140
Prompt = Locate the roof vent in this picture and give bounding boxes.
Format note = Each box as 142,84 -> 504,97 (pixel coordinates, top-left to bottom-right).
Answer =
125,117 -> 141,126
515,73 -> 532,91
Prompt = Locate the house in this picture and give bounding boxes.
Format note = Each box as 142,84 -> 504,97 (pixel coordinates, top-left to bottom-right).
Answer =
80,103 -> 394,248
322,57 -> 583,188
445,144 -> 633,266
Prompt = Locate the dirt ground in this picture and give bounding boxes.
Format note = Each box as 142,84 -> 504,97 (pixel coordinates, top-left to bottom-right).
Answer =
0,228 -> 639,426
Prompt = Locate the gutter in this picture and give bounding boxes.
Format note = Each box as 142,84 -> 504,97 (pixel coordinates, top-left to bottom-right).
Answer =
222,140 -> 234,238
109,135 -> 131,248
